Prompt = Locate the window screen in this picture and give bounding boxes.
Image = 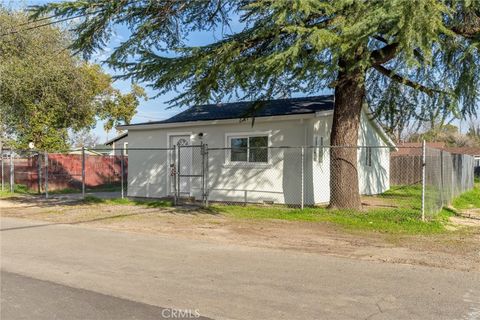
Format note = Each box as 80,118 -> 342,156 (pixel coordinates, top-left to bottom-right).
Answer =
229,135 -> 268,163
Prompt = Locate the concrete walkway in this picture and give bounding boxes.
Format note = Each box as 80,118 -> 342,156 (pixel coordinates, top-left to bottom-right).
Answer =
1,217 -> 479,320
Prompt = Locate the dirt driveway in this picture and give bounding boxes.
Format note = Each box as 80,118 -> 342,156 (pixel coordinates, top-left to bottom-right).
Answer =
1,196 -> 479,272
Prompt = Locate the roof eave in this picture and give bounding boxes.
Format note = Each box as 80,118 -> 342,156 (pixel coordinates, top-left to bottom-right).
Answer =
361,103 -> 397,150
104,132 -> 128,145
117,113 -> 318,131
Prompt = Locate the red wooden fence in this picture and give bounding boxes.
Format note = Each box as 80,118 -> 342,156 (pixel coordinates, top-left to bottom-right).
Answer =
4,154 -> 127,192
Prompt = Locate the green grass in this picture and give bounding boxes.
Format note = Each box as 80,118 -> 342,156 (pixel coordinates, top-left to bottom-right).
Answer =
452,183 -> 480,210
0,183 -> 123,196
81,183 -> 478,235
82,195 -> 173,208
48,188 -> 82,195
211,205 -> 451,235
208,184 -> 465,235
50,184 -> 122,194
0,184 -> 33,198
85,184 -> 122,192
378,185 -> 423,209
210,183 -> 480,235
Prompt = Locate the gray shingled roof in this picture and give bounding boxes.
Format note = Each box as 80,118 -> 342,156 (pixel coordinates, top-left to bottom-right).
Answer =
128,95 -> 334,126
105,132 -> 128,145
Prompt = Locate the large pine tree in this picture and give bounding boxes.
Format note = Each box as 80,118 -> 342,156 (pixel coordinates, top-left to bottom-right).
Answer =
31,0 -> 480,208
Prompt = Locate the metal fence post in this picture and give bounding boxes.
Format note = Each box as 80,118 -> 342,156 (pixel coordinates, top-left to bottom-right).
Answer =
205,144 -> 209,208
201,142 -> 205,207
301,146 -> 304,210
421,140 -> 426,221
176,145 -> 181,199
82,146 -> 86,199
44,151 -> 49,199
172,145 -> 177,206
1,144 -> 4,192
120,149 -> 125,199
37,152 -> 42,194
10,150 -> 14,193
440,150 -> 444,206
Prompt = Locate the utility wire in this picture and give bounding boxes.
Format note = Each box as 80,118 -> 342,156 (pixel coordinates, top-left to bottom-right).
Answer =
0,11 -> 99,38
11,12 -> 68,28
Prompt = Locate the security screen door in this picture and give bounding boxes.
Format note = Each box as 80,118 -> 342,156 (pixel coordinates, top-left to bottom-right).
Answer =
170,135 -> 192,196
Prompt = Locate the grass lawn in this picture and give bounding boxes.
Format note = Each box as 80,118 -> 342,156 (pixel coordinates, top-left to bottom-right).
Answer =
82,195 -> 173,208
210,184 -> 478,235
49,184 -> 122,194
452,183 -> 480,210
211,205 -> 452,235
0,183 -> 122,197
3,182 -> 478,236
0,184 -> 33,198
86,184 -> 122,193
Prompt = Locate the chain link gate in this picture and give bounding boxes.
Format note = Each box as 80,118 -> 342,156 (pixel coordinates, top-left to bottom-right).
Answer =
173,144 -> 208,206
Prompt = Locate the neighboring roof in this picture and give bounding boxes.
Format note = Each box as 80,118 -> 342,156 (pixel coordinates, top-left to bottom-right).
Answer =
392,142 -> 446,156
105,132 -> 128,145
68,148 -> 103,156
125,95 -> 334,127
392,142 -> 480,156
443,146 -> 480,156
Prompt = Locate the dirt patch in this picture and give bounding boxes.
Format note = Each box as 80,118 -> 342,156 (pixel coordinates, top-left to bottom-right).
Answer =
361,196 -> 399,209
1,196 -> 479,272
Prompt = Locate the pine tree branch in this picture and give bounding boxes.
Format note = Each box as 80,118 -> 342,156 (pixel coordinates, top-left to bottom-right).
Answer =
450,24 -> 480,39
373,35 -> 425,63
370,42 -> 399,65
373,64 -> 446,96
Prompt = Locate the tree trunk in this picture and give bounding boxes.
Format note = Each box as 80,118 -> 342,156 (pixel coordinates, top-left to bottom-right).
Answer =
329,66 -> 365,210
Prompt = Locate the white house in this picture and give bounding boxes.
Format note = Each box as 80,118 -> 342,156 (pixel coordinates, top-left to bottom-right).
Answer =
118,95 -> 395,205
105,132 -> 129,156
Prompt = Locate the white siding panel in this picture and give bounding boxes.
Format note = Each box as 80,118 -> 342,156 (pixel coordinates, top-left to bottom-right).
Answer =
127,119 -> 309,203
126,113 -> 392,203
357,113 -> 391,195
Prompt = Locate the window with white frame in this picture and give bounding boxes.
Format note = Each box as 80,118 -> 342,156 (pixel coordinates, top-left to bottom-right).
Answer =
228,135 -> 268,163
123,142 -> 128,156
365,146 -> 373,167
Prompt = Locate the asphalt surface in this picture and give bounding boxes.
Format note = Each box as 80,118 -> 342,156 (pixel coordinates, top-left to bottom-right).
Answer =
1,216 -> 480,320
1,271 -> 210,320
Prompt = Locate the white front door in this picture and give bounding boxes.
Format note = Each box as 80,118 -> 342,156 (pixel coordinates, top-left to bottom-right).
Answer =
170,135 -> 192,195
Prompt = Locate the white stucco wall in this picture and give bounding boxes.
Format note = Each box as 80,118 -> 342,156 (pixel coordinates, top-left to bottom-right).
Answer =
111,136 -> 129,156
126,117 -> 311,202
357,113 -> 391,196
307,111 -> 390,204
125,112 -> 391,204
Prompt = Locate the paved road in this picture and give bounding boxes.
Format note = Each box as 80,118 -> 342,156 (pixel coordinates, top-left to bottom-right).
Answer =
1,217 -> 480,320
1,271 -> 210,320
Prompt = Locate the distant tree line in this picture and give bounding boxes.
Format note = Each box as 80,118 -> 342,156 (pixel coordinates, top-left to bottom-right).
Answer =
0,9 -> 146,151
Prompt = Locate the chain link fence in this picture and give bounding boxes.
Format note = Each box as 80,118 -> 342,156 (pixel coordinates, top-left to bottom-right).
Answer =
424,147 -> 476,215
1,144 -> 476,220
0,148 -> 127,198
